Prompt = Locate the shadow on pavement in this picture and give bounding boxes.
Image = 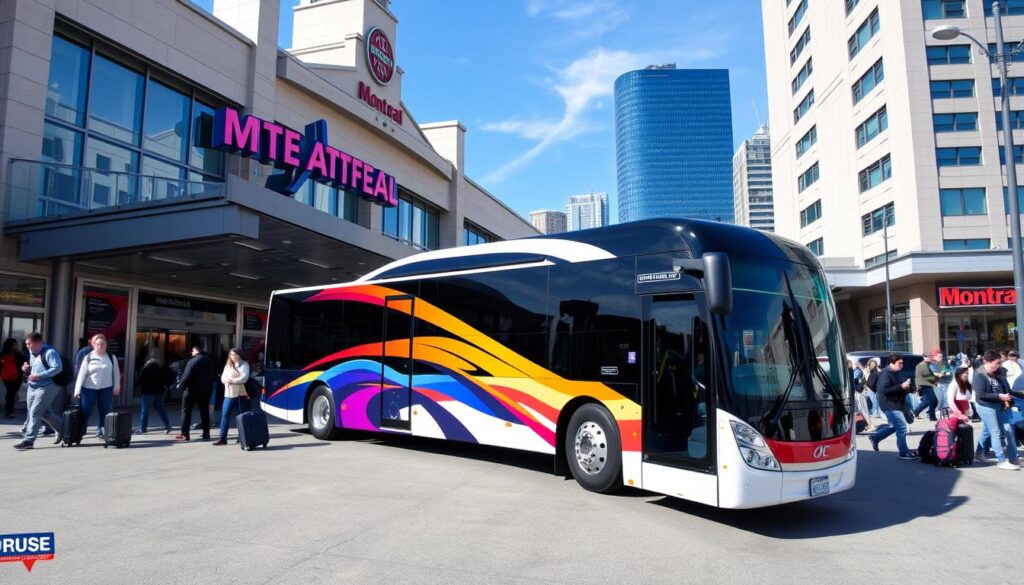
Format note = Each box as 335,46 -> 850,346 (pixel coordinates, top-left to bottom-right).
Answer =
339,431 -> 556,475
261,442 -> 329,451
649,449 -> 968,537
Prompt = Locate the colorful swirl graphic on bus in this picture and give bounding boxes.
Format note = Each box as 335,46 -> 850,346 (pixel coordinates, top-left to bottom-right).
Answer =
267,284 -> 641,454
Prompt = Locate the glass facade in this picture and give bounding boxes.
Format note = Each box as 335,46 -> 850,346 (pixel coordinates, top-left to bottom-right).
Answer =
382,190 -> 439,250
614,68 -> 733,223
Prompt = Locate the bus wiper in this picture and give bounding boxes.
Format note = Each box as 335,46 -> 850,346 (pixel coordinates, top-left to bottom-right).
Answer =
791,298 -> 849,418
762,301 -> 804,431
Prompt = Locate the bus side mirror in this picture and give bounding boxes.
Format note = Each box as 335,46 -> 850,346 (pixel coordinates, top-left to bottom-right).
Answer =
703,253 -> 732,315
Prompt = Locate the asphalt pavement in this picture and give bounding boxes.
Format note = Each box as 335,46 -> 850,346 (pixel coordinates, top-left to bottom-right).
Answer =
0,411 -> 1019,585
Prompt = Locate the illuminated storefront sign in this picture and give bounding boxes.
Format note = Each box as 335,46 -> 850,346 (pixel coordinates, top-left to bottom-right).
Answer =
938,286 -> 1016,307
211,107 -> 398,207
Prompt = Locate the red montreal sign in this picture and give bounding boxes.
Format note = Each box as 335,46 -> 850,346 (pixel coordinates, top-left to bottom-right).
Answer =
358,81 -> 403,125
366,27 -> 394,85
938,286 -> 1016,307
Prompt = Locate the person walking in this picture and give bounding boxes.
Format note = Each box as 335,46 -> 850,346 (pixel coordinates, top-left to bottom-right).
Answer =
1,338 -> 26,419
215,348 -> 250,446
933,355 -> 952,412
73,334 -> 121,439
136,358 -> 171,435
176,341 -> 216,442
12,333 -> 65,450
863,358 -> 882,419
972,350 -> 1022,470
1001,350 -> 1023,387
913,349 -> 941,421
868,353 -> 917,459
947,366 -> 973,423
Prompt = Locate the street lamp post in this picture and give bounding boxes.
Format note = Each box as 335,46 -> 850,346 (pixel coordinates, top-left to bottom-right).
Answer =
933,2 -> 1024,354
884,218 -> 893,351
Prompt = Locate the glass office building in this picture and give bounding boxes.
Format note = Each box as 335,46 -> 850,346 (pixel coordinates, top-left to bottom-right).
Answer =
615,66 -> 734,223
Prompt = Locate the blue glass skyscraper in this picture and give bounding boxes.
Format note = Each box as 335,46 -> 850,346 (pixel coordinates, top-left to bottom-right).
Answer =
615,66 -> 734,223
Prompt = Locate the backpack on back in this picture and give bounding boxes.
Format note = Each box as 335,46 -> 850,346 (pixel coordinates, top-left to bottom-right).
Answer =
40,345 -> 73,387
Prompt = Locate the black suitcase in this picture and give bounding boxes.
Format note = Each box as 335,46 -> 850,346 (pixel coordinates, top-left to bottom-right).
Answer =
60,404 -> 85,447
103,411 -> 133,448
953,423 -> 974,466
918,430 -> 937,464
237,409 -> 269,451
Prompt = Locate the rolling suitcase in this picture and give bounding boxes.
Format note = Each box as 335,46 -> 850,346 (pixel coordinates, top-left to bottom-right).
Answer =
953,423 -> 974,467
237,409 -> 269,451
934,417 -> 959,465
60,404 -> 85,447
103,411 -> 133,448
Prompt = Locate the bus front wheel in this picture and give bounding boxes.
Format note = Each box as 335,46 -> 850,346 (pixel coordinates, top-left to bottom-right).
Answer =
307,386 -> 342,440
565,404 -> 622,493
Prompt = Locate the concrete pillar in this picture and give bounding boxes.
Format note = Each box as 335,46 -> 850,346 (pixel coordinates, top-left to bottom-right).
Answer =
421,122 -> 466,249
46,257 -> 73,356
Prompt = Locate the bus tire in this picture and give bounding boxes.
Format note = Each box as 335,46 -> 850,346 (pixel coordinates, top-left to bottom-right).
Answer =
307,386 -> 342,440
565,404 -> 622,493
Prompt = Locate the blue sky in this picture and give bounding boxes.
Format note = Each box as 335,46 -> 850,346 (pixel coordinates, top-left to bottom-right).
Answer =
196,0 -> 768,222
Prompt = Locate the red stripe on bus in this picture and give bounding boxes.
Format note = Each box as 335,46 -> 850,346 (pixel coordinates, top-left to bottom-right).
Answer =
765,433 -> 851,464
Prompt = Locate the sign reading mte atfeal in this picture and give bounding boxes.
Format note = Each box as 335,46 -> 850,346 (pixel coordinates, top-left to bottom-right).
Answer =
0,532 -> 55,572
211,107 -> 398,206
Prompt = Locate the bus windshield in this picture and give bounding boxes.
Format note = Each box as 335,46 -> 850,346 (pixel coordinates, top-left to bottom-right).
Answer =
717,255 -> 850,441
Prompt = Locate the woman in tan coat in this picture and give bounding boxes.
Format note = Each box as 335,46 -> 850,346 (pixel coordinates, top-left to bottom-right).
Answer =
214,348 -> 250,445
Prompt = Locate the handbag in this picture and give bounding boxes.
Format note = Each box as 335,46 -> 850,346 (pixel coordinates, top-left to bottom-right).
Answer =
243,376 -> 260,400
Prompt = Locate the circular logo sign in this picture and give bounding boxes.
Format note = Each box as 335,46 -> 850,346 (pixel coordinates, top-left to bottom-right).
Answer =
365,27 -> 395,85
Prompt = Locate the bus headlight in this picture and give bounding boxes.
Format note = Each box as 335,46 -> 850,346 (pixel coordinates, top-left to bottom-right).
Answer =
730,420 -> 781,472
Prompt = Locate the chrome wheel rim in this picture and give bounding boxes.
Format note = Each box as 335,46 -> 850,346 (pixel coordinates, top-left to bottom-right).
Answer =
312,395 -> 331,431
574,421 -> 608,475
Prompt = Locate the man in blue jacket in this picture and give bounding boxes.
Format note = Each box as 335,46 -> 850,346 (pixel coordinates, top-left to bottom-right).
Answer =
13,333 -> 64,450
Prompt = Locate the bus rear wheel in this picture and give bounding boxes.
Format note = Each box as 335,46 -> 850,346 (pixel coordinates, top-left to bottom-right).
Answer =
307,386 -> 342,440
565,404 -> 622,493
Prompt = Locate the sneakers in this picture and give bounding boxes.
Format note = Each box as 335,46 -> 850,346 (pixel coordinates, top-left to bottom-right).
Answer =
996,460 -> 1021,470
868,435 -> 879,452
134,429 -> 146,435
899,451 -> 919,460
212,439 -> 227,446
975,451 -> 995,463
12,441 -> 33,450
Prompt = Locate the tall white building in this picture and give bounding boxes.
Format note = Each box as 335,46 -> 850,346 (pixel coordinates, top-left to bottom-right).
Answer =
763,0 -> 1024,354
529,209 -> 567,234
565,192 -> 609,231
733,125 -> 775,231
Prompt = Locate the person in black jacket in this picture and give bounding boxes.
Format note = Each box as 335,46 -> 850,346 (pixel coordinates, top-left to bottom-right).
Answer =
1,338 -> 26,419
972,350 -> 1023,469
868,353 -> 917,459
175,342 -> 216,441
136,358 -> 171,435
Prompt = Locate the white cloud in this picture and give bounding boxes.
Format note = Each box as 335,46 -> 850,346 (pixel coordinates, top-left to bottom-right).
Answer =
525,0 -> 629,38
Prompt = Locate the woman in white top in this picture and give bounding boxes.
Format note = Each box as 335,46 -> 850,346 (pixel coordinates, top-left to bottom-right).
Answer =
215,348 -> 250,445
74,334 -> 121,438
947,366 -> 973,423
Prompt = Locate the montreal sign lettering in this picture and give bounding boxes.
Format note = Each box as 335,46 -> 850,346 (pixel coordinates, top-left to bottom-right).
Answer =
938,286 -> 1016,307
211,107 -> 398,206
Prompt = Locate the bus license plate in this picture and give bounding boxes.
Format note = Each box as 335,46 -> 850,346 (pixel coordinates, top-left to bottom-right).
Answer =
809,476 -> 829,497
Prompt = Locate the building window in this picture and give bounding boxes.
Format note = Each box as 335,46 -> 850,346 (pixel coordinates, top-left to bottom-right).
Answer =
943,238 -> 991,250
858,154 -> 892,192
987,41 -> 1024,62
848,8 -> 880,59
995,111 -> 1024,130
926,44 -> 971,65
1001,145 -> 1024,165
930,79 -> 974,98
800,199 -> 822,227
806,237 -> 824,256
797,162 -> 820,193
788,0 -> 808,35
992,77 -> 1024,96
1002,186 -> 1024,212
869,304 -> 911,352
794,89 -> 815,123
852,59 -> 884,104
985,1 -> 1024,16
856,106 -> 888,147
791,58 -> 813,94
937,146 -> 982,166
934,112 -> 977,132
795,125 -> 817,157
382,190 -> 440,250
862,203 -> 895,236
846,0 -> 860,14
922,0 -> 966,19
790,27 -> 811,65
865,250 -> 898,268
940,188 -> 987,216
463,222 -> 496,246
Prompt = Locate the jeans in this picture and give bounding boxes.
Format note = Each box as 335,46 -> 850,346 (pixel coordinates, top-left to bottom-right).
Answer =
79,386 -> 113,434
871,409 -> 911,455
23,385 -> 62,443
219,395 -> 250,440
936,382 -> 949,411
139,394 -> 170,433
863,389 -> 881,416
975,402 -> 1019,463
913,386 -> 938,419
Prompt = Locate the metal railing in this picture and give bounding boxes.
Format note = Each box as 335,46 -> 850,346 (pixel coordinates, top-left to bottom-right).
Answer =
4,159 -> 227,225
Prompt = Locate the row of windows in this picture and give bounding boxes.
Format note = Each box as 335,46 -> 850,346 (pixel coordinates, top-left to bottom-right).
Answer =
987,42 -> 1024,62
807,238 -> 824,256
794,89 -> 815,123
846,0 -> 860,15
995,110 -> 1024,130
382,192 -> 441,251
800,199 -> 822,227
862,203 -> 895,236
856,106 -> 888,148
930,79 -> 973,98
852,59 -> 884,104
788,0 -> 808,35
940,187 -> 986,216
922,0 -> 966,19
790,27 -> 811,65
926,44 -> 971,65
992,77 -> 1024,96
864,250 -> 898,268
795,125 -> 817,157
858,154 -> 892,192
463,222 -> 496,246
797,162 -> 820,192
934,112 -> 977,132
985,1 -> 1024,17
999,145 -> 1024,165
944,238 -> 990,250
937,146 -> 982,166
848,8 -> 880,59
792,58 -> 813,95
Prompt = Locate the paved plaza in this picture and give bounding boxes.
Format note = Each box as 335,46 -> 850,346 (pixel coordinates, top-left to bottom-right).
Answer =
0,413 -> 1019,585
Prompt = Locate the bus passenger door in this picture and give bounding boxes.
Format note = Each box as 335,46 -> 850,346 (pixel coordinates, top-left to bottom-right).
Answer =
641,294 -> 717,505
381,295 -> 414,430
